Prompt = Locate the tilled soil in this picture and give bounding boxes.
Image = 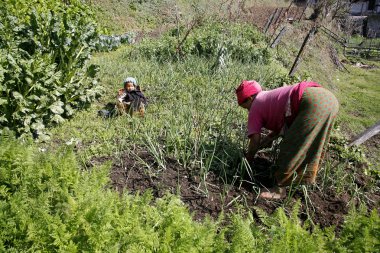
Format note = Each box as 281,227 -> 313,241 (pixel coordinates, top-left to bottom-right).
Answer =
88,146 -> 380,231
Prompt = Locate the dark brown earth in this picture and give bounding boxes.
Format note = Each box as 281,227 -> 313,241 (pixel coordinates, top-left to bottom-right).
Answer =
364,134 -> 380,166
88,143 -> 379,231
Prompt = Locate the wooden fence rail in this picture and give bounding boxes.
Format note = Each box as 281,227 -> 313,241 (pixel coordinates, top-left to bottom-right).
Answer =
349,121 -> 380,146
320,26 -> 380,59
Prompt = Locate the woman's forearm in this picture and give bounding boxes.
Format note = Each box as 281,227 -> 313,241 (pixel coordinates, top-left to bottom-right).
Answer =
246,133 -> 261,161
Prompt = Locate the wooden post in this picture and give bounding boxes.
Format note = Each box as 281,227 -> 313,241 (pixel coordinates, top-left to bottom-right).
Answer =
270,26 -> 287,48
349,121 -> 380,146
272,8 -> 284,28
284,0 -> 294,22
298,0 -> 309,22
263,9 -> 277,34
269,8 -> 285,42
329,46 -> 349,72
289,26 -> 318,76
320,26 -> 346,45
285,0 -> 294,14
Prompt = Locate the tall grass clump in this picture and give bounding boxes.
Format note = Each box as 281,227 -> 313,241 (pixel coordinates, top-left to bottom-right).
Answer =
0,0 -> 102,140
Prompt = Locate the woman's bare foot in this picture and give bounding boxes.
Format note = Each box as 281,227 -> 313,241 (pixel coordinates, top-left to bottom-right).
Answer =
259,186 -> 286,200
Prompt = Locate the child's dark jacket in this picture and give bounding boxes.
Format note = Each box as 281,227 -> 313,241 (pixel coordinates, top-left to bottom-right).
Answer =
118,87 -> 147,110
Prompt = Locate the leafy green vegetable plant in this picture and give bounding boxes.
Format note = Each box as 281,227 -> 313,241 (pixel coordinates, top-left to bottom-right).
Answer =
0,0 -> 103,140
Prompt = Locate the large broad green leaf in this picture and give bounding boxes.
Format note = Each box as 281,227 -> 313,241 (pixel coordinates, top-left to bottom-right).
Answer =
0,66 -> 5,83
25,77 -> 32,84
49,101 -> 64,114
65,104 -> 74,116
51,89 -> 62,97
28,95 -> 40,101
1,0 -> 101,138
0,98 -> 8,105
36,95 -> 50,110
0,127 -> 10,135
12,91 -> 23,100
51,114 -> 65,124
31,119 -> 44,131
20,107 -> 31,113
0,115 -> 8,123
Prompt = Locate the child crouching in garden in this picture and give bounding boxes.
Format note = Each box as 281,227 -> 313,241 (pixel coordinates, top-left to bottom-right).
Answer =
116,77 -> 147,117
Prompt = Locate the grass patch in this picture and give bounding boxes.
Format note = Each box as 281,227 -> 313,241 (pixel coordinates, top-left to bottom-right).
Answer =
334,60 -> 380,134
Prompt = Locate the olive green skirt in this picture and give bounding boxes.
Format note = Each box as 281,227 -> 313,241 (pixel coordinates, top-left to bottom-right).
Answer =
275,87 -> 339,186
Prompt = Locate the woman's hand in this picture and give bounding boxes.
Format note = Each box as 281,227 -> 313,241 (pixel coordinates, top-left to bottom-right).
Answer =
246,133 -> 261,162
260,131 -> 278,149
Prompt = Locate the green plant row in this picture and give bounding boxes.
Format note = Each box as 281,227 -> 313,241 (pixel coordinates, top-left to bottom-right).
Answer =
0,0 -> 103,140
0,133 -> 379,252
136,21 -> 271,64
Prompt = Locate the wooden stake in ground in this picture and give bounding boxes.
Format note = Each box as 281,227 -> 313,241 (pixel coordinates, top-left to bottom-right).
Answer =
298,0 -> 309,22
271,26 -> 287,48
271,8 -> 284,29
289,26 -> 318,76
269,8 -> 285,42
263,8 -> 277,34
349,120 -> 380,146
329,46 -> 349,72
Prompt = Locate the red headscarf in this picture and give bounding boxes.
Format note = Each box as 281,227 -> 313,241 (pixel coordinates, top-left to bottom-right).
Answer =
235,80 -> 262,105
